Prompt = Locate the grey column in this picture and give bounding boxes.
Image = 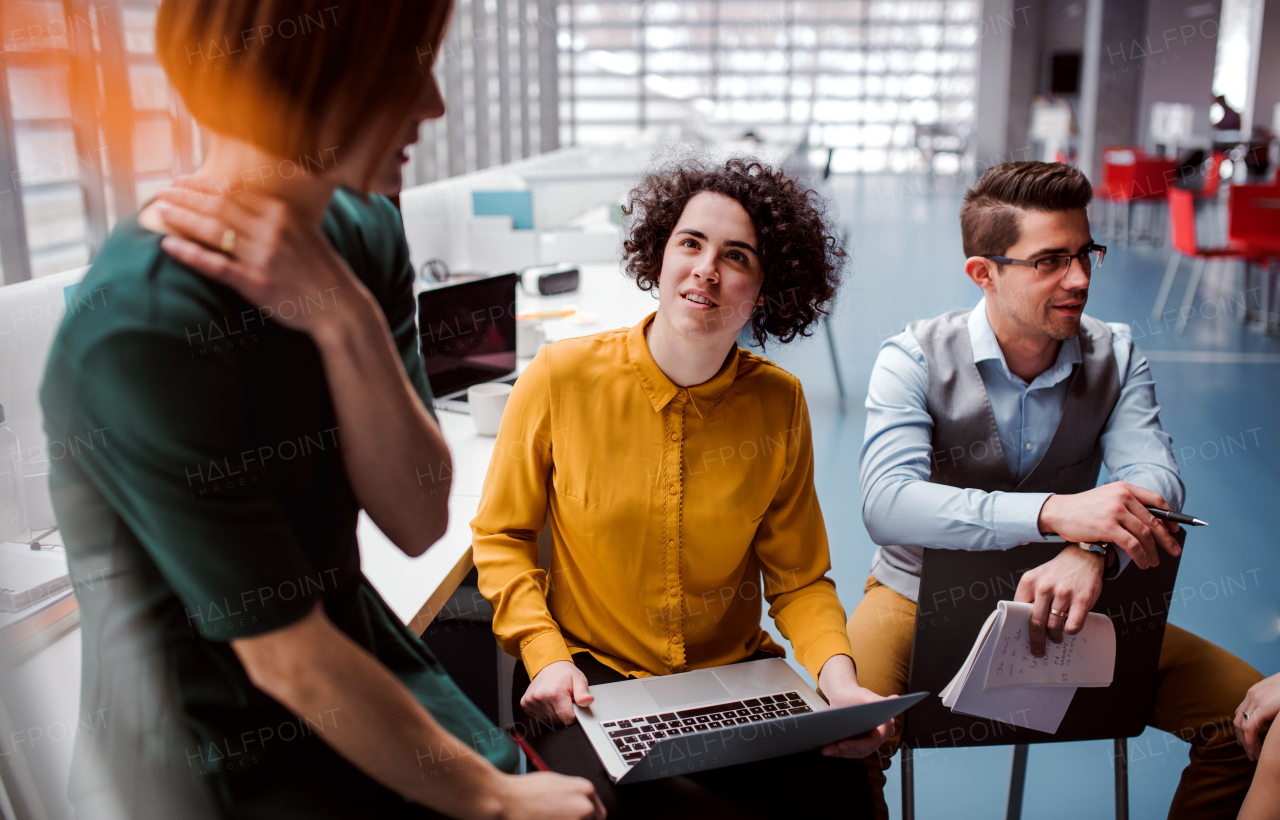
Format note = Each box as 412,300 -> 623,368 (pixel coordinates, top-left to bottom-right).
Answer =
497,0 -> 513,164
1003,0 -> 1043,159
0,56 -> 31,283
97,0 -> 137,220
473,0 -> 491,170
518,0 -> 531,157
638,0 -> 647,130
1078,0 -> 1146,182
445,25 -> 468,177
1251,0 -> 1280,137
536,0 -> 560,152
63,0 -> 110,260
1076,0 -> 1102,180
973,0 -> 1016,168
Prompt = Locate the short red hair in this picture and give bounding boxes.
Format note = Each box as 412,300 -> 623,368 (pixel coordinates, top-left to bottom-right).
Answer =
157,0 -> 451,179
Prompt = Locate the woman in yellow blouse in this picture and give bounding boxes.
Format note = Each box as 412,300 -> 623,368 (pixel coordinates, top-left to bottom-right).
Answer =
474,158 -> 891,817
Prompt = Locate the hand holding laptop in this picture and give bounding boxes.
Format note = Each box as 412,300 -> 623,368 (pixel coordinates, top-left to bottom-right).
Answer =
815,654 -> 896,758
523,660 -> 596,725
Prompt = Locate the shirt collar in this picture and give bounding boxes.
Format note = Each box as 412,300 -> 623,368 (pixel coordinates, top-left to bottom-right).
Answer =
967,297 -> 1081,387
626,313 -> 741,418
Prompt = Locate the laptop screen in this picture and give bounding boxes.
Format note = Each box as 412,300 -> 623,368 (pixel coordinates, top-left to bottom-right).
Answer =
417,273 -> 518,398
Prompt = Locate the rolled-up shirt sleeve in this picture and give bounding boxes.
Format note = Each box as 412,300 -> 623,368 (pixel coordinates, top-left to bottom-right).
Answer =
1098,326 -> 1185,575
859,333 -> 1051,552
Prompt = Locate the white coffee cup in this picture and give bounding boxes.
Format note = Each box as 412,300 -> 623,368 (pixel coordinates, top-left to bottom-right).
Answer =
516,319 -> 546,358
468,383 -> 513,436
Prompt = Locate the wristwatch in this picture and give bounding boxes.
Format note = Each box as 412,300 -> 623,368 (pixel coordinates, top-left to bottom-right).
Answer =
1076,541 -> 1117,571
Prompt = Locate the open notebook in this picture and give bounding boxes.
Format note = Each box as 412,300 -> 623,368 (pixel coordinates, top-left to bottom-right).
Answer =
940,600 -> 1116,734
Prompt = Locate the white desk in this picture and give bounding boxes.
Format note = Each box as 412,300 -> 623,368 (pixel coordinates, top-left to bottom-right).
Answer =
358,261 -> 657,634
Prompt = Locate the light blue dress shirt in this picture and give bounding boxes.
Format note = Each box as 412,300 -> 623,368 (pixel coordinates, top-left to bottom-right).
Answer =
860,298 -> 1184,576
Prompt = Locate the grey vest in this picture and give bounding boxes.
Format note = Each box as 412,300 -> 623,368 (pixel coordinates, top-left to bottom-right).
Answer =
870,309 -> 1122,601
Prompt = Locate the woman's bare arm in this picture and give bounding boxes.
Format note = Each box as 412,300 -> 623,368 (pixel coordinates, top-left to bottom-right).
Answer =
232,605 -> 604,820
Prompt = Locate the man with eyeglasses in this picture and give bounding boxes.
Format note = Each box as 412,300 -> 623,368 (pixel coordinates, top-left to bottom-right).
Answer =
846,161 -> 1261,819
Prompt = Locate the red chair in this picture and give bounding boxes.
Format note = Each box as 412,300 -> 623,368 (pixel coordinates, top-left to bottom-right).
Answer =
1228,184 -> 1280,332
1228,184 -> 1280,251
1151,187 -> 1270,333
1096,148 -> 1179,244
1200,151 -> 1226,198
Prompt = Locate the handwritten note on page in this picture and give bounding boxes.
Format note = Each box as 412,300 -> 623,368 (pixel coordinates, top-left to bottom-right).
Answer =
983,601 -> 1116,691
939,600 -> 1117,734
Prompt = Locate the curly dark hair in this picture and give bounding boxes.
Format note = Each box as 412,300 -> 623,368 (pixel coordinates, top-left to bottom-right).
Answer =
621,157 -> 845,347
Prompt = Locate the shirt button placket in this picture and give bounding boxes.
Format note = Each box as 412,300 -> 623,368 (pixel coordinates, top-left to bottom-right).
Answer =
663,395 -> 687,673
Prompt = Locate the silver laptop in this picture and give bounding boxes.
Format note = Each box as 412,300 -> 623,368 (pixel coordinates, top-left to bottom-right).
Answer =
417,273 -> 520,413
574,658 -> 927,784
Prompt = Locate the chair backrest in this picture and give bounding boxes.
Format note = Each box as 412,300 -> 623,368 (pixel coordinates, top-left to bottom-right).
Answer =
901,533 -> 1183,749
1101,149 -> 1136,201
1201,152 -> 1225,197
1101,149 -> 1177,202
1228,184 -> 1280,251
1130,158 -> 1178,201
1167,187 -> 1199,256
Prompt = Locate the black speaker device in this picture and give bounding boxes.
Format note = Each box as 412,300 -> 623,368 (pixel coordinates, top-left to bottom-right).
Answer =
520,264 -> 580,295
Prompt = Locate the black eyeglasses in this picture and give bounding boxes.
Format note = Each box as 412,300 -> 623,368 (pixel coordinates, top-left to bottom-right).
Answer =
982,244 -> 1107,277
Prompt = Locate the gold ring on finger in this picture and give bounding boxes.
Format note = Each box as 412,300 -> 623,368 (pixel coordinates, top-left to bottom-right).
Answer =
220,228 -> 236,254
1050,608 -> 1068,618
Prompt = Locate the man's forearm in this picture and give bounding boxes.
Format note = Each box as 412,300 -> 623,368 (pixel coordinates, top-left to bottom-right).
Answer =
235,608 -> 507,820
312,289 -> 453,555
862,475 -> 1049,550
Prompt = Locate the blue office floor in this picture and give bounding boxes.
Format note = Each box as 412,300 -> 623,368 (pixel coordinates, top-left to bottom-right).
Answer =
754,175 -> 1280,820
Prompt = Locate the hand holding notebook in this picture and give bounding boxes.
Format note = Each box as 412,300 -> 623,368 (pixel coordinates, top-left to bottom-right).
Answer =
939,601 -> 1116,733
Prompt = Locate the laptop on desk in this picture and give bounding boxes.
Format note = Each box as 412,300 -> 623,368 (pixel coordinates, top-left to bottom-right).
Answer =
573,657 -> 927,784
418,273 -> 520,413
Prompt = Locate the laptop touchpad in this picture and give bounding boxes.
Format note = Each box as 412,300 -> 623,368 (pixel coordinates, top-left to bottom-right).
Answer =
641,673 -> 732,708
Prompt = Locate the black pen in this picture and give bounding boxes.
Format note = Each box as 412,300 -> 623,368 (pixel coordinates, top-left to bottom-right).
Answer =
1146,507 -> 1208,527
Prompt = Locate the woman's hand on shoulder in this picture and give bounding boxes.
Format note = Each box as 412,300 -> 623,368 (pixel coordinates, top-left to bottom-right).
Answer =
149,176 -> 375,337
521,660 -> 594,726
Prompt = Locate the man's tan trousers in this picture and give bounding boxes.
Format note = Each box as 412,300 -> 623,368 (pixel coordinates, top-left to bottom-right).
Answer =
847,576 -> 1262,820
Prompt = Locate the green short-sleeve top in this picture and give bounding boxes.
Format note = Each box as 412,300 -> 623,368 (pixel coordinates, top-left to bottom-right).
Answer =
40,189 -> 517,819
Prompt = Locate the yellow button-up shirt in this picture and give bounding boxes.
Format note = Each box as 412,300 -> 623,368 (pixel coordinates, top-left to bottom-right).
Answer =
472,314 -> 853,684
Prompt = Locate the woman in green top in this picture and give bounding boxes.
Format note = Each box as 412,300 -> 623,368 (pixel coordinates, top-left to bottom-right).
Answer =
40,1 -> 601,818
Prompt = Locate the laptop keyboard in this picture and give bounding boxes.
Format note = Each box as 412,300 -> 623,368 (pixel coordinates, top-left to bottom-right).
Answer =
601,692 -> 813,762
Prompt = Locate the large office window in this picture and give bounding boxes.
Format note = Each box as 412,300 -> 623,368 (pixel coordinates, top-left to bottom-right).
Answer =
0,0 -> 561,284
0,0 -> 200,282
558,0 -> 981,173
408,0 -> 561,184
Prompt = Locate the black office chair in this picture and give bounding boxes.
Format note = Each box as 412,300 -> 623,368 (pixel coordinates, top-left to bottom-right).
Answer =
899,536 -> 1184,820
